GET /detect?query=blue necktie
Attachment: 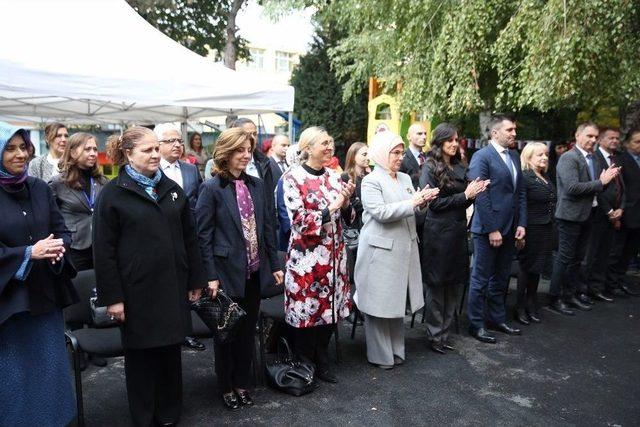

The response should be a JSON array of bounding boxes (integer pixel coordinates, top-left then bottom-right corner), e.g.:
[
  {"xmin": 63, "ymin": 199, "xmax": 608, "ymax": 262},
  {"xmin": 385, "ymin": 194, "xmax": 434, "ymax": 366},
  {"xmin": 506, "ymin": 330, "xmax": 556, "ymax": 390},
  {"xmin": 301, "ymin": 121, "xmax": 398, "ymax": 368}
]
[
  {"xmin": 503, "ymin": 149, "xmax": 515, "ymax": 186},
  {"xmin": 634, "ymin": 154, "xmax": 640, "ymax": 168},
  {"xmin": 585, "ymin": 154, "xmax": 596, "ymax": 181}
]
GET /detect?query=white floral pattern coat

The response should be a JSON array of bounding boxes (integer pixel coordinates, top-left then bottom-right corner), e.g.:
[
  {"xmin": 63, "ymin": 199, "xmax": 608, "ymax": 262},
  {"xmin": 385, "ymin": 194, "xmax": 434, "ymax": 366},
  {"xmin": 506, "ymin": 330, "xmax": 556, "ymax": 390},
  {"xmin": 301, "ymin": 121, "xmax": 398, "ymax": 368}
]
[{"xmin": 282, "ymin": 165, "xmax": 352, "ymax": 328}]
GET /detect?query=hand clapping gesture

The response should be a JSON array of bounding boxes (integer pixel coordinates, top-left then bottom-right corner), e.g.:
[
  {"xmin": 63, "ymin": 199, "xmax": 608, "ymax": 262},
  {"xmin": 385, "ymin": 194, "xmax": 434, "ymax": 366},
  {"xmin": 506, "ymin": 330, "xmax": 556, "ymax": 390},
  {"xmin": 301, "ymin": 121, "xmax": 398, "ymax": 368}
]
[
  {"xmin": 464, "ymin": 178, "xmax": 491, "ymax": 200},
  {"xmin": 412, "ymin": 185, "xmax": 440, "ymax": 207},
  {"xmin": 599, "ymin": 164, "xmax": 621, "ymax": 185}
]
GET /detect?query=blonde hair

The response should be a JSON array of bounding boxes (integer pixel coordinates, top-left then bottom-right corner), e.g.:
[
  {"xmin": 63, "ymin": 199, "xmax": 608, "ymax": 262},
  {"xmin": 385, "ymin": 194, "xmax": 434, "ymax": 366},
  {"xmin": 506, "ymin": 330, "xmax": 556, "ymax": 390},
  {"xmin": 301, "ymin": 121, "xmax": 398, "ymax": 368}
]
[
  {"xmin": 212, "ymin": 128, "xmax": 256, "ymax": 178},
  {"xmin": 106, "ymin": 126, "xmax": 155, "ymax": 166},
  {"xmin": 297, "ymin": 126, "xmax": 329, "ymax": 161},
  {"xmin": 520, "ymin": 142, "xmax": 549, "ymax": 172}
]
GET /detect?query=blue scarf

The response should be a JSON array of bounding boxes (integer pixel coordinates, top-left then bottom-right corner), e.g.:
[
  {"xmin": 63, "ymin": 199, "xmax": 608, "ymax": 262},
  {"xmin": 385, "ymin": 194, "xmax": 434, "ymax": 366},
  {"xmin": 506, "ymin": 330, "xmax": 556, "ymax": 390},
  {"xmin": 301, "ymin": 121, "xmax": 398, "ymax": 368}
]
[
  {"xmin": 0, "ymin": 121, "xmax": 32, "ymax": 185},
  {"xmin": 125, "ymin": 164, "xmax": 162, "ymax": 200}
]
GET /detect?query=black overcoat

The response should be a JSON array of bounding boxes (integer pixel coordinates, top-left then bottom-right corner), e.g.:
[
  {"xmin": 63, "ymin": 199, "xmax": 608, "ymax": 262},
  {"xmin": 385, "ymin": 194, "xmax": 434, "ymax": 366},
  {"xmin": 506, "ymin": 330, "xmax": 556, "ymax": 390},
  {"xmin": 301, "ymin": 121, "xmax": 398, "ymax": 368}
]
[
  {"xmin": 0, "ymin": 177, "xmax": 77, "ymax": 325},
  {"xmin": 92, "ymin": 170, "xmax": 206, "ymax": 349},
  {"xmin": 420, "ymin": 162, "xmax": 473, "ymax": 287}
]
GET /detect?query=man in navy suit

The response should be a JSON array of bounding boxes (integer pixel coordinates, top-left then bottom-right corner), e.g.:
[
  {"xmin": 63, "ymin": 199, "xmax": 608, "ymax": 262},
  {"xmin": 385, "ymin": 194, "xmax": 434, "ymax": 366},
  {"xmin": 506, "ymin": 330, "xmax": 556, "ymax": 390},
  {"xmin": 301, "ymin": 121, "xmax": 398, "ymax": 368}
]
[
  {"xmin": 467, "ymin": 114, "xmax": 527, "ymax": 343},
  {"xmin": 156, "ymin": 123, "xmax": 205, "ymax": 351}
]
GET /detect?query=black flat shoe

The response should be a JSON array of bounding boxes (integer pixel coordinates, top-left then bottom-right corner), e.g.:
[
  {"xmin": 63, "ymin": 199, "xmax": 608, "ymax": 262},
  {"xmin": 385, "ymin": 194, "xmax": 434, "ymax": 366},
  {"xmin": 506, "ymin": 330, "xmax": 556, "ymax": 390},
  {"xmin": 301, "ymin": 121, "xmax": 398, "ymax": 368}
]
[
  {"xmin": 393, "ymin": 355, "xmax": 404, "ymax": 365},
  {"xmin": 565, "ymin": 295, "xmax": 592, "ymax": 311},
  {"xmin": 577, "ymin": 293, "xmax": 594, "ymax": 306},
  {"xmin": 621, "ymin": 284, "xmax": 640, "ymax": 296},
  {"xmin": 487, "ymin": 322, "xmax": 522, "ymax": 335},
  {"xmin": 222, "ymin": 393, "xmax": 240, "ymax": 410},
  {"xmin": 316, "ymin": 369, "xmax": 338, "ymax": 383},
  {"xmin": 589, "ymin": 290, "xmax": 613, "ymax": 303},
  {"xmin": 515, "ymin": 309, "xmax": 530, "ymax": 325},
  {"xmin": 183, "ymin": 336, "xmax": 206, "ymax": 351},
  {"xmin": 469, "ymin": 327, "xmax": 497, "ymax": 344},
  {"xmin": 430, "ymin": 342, "xmax": 446, "ymax": 354},
  {"xmin": 442, "ymin": 341, "xmax": 456, "ymax": 351},
  {"xmin": 546, "ymin": 299, "xmax": 575, "ymax": 316},
  {"xmin": 235, "ymin": 390, "xmax": 253, "ymax": 406},
  {"xmin": 527, "ymin": 310, "xmax": 541, "ymax": 323}
]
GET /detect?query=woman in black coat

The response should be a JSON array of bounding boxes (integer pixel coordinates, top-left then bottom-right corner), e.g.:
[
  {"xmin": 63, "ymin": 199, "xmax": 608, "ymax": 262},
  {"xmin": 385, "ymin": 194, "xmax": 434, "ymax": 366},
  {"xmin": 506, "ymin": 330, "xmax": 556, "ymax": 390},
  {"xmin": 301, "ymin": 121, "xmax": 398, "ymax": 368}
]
[
  {"xmin": 93, "ymin": 126, "xmax": 206, "ymax": 426},
  {"xmin": 0, "ymin": 122, "xmax": 77, "ymax": 425},
  {"xmin": 420, "ymin": 123, "xmax": 488, "ymax": 354},
  {"xmin": 196, "ymin": 127, "xmax": 283, "ymax": 410},
  {"xmin": 515, "ymin": 143, "xmax": 556, "ymax": 325}
]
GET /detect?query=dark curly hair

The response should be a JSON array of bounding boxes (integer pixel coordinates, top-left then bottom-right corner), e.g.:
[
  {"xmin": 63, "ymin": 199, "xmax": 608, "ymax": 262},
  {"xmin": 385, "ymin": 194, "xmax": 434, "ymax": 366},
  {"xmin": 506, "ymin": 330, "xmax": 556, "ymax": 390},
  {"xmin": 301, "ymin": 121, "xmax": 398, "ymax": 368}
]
[{"xmin": 425, "ymin": 122, "xmax": 464, "ymax": 189}]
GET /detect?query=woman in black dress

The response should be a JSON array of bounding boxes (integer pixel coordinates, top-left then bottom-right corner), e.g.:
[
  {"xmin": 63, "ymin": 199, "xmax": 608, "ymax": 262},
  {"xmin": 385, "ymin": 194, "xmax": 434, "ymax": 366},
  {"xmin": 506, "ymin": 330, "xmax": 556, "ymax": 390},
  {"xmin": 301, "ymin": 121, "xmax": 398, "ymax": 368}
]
[
  {"xmin": 516, "ymin": 142, "xmax": 556, "ymax": 325},
  {"xmin": 420, "ymin": 123, "xmax": 488, "ymax": 354}
]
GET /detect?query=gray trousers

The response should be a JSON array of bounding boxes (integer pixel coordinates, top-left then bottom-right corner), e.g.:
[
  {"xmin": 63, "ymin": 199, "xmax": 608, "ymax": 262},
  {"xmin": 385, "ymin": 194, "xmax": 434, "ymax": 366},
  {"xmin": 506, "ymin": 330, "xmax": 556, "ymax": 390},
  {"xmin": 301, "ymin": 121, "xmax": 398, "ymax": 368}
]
[
  {"xmin": 363, "ymin": 314, "xmax": 405, "ymax": 366},
  {"xmin": 425, "ymin": 284, "xmax": 459, "ymax": 343}
]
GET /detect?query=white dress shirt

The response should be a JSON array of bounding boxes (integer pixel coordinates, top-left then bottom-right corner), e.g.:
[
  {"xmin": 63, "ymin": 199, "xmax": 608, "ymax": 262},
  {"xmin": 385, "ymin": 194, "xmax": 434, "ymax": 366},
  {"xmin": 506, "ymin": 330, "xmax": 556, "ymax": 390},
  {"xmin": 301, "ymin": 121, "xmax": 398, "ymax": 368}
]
[
  {"xmin": 490, "ymin": 140, "xmax": 517, "ymax": 183},
  {"xmin": 160, "ymin": 158, "xmax": 184, "ymax": 189},
  {"xmin": 245, "ymin": 155, "xmax": 260, "ymax": 179}
]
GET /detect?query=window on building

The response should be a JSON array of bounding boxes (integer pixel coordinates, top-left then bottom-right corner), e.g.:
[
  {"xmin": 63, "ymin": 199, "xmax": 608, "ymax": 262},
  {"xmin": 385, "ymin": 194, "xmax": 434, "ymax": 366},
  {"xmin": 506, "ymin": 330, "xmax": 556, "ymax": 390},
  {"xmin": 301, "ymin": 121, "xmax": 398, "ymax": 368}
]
[
  {"xmin": 248, "ymin": 48, "xmax": 265, "ymax": 69},
  {"xmin": 275, "ymin": 50, "xmax": 296, "ymax": 73}
]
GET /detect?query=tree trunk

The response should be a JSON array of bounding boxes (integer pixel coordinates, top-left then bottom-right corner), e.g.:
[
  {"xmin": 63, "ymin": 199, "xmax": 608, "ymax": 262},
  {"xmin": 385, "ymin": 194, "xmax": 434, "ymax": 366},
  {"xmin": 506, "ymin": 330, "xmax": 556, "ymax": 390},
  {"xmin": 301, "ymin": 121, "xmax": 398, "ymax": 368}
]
[
  {"xmin": 621, "ymin": 100, "xmax": 640, "ymax": 137},
  {"xmin": 223, "ymin": 0, "xmax": 244, "ymax": 70}
]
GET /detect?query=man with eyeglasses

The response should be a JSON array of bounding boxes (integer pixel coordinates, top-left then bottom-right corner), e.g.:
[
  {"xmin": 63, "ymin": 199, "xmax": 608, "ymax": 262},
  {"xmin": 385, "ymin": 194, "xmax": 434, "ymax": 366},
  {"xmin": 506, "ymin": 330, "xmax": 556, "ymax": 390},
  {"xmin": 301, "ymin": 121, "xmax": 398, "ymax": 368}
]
[{"xmin": 155, "ymin": 123, "xmax": 205, "ymax": 352}]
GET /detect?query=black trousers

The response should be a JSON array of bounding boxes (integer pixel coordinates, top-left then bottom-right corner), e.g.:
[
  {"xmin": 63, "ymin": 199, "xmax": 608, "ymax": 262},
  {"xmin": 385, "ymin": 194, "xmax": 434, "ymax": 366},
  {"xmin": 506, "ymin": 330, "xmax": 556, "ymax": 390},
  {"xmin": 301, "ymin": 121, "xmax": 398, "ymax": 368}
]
[
  {"xmin": 425, "ymin": 283, "xmax": 459, "ymax": 344},
  {"xmin": 214, "ymin": 273, "xmax": 260, "ymax": 392},
  {"xmin": 579, "ymin": 212, "xmax": 614, "ymax": 293},
  {"xmin": 608, "ymin": 227, "xmax": 640, "ymax": 288},
  {"xmin": 69, "ymin": 246, "xmax": 94, "ymax": 271},
  {"xmin": 549, "ymin": 217, "xmax": 592, "ymax": 298},
  {"xmin": 123, "ymin": 344, "xmax": 182, "ymax": 427},
  {"xmin": 292, "ymin": 324, "xmax": 335, "ymax": 372}
]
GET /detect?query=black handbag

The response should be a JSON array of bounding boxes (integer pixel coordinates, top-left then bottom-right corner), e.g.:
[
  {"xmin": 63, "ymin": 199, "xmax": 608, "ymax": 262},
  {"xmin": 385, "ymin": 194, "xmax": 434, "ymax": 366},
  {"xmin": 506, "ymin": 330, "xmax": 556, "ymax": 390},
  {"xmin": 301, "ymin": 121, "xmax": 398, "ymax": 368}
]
[
  {"xmin": 342, "ymin": 227, "xmax": 360, "ymax": 250},
  {"xmin": 191, "ymin": 289, "xmax": 246, "ymax": 343},
  {"xmin": 265, "ymin": 338, "xmax": 318, "ymax": 397}
]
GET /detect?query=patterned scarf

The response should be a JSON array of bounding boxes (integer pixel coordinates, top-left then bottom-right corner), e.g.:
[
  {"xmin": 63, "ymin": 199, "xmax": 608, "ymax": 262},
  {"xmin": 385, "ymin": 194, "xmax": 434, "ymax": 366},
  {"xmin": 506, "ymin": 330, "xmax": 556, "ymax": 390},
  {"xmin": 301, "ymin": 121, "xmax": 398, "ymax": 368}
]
[
  {"xmin": 234, "ymin": 179, "xmax": 260, "ymax": 277},
  {"xmin": 125, "ymin": 164, "xmax": 162, "ymax": 200},
  {"xmin": 0, "ymin": 122, "xmax": 32, "ymax": 185}
]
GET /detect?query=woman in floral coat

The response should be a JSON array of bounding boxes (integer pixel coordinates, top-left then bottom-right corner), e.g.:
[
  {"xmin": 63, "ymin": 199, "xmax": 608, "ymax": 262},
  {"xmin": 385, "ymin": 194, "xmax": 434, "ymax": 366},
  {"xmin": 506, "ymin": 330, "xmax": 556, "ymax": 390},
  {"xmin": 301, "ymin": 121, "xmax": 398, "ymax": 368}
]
[{"xmin": 283, "ymin": 126, "xmax": 355, "ymax": 383}]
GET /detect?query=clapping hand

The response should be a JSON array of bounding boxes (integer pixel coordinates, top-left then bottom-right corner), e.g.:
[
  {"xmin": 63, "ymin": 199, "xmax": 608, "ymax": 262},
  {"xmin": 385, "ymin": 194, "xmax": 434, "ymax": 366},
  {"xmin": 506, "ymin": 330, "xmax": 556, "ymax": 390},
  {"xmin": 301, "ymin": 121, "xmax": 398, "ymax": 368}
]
[
  {"xmin": 31, "ymin": 234, "xmax": 65, "ymax": 264},
  {"xmin": 600, "ymin": 164, "xmax": 621, "ymax": 185},
  {"xmin": 412, "ymin": 185, "xmax": 440, "ymax": 207},
  {"xmin": 188, "ymin": 288, "xmax": 202, "ymax": 302},
  {"xmin": 464, "ymin": 178, "xmax": 490, "ymax": 200}
]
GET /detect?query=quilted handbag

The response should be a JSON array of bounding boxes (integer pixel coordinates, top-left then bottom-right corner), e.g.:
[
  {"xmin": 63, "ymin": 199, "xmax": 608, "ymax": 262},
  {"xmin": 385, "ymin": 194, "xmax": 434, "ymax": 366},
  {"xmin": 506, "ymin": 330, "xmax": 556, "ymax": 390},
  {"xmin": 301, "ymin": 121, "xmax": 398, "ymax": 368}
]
[{"xmin": 191, "ymin": 289, "xmax": 246, "ymax": 343}]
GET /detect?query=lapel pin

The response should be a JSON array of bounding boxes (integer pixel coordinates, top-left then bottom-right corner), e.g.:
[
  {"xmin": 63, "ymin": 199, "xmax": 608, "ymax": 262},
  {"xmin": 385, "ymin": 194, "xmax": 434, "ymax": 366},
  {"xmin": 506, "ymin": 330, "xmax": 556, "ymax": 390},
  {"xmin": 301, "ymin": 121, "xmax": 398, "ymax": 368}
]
[{"xmin": 171, "ymin": 191, "xmax": 178, "ymax": 201}]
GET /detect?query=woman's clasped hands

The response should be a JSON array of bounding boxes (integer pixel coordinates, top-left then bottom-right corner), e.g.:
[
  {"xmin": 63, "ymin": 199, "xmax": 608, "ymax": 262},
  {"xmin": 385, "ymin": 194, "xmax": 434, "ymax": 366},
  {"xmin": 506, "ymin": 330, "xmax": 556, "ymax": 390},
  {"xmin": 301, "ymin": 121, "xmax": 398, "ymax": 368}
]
[
  {"xmin": 412, "ymin": 185, "xmax": 440, "ymax": 207},
  {"xmin": 30, "ymin": 234, "xmax": 65, "ymax": 264}
]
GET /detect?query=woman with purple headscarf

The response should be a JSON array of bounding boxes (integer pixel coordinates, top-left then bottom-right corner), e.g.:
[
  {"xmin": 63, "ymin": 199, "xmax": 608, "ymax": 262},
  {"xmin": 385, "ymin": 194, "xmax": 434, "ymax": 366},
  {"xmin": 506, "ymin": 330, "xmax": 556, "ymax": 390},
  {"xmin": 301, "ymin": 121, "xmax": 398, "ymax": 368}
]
[{"xmin": 0, "ymin": 121, "xmax": 78, "ymax": 425}]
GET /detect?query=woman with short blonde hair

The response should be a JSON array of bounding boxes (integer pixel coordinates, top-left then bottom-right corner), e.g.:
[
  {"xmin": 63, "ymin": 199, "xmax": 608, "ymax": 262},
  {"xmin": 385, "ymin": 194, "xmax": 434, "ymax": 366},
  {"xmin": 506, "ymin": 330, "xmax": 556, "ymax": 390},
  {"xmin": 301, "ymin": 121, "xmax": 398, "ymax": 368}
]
[{"xmin": 515, "ymin": 142, "xmax": 556, "ymax": 325}]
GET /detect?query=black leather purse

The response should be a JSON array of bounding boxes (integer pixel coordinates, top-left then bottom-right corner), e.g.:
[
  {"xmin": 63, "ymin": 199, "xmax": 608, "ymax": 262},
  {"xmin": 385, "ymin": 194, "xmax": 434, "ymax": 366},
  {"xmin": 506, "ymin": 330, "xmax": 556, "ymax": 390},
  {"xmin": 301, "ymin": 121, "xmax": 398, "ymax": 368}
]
[
  {"xmin": 265, "ymin": 338, "xmax": 318, "ymax": 397},
  {"xmin": 191, "ymin": 289, "xmax": 246, "ymax": 343}
]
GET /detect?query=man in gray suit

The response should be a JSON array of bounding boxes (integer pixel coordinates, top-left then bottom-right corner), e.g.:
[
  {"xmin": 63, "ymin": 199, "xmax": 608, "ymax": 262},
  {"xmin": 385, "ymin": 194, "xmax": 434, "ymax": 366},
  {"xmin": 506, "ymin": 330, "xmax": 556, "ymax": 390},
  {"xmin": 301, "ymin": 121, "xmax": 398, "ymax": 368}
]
[
  {"xmin": 549, "ymin": 122, "xmax": 620, "ymax": 315},
  {"xmin": 156, "ymin": 123, "xmax": 205, "ymax": 351}
]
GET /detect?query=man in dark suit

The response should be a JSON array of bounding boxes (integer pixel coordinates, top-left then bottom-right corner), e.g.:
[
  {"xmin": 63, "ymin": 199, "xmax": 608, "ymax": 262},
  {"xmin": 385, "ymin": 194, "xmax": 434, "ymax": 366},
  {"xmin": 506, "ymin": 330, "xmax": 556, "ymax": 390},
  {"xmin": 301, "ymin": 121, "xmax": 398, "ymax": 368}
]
[
  {"xmin": 268, "ymin": 134, "xmax": 290, "ymax": 183},
  {"xmin": 467, "ymin": 114, "xmax": 527, "ymax": 343},
  {"xmin": 400, "ymin": 123, "xmax": 427, "ymax": 189},
  {"xmin": 607, "ymin": 128, "xmax": 640, "ymax": 296},
  {"xmin": 156, "ymin": 123, "xmax": 205, "ymax": 351},
  {"xmin": 549, "ymin": 123, "xmax": 620, "ymax": 315},
  {"xmin": 579, "ymin": 128, "xmax": 626, "ymax": 302}
]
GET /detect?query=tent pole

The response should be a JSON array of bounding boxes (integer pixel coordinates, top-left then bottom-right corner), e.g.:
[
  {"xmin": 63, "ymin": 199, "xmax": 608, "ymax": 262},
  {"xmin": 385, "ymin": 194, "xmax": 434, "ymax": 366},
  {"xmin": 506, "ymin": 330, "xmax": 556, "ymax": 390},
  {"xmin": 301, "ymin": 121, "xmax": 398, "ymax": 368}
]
[
  {"xmin": 288, "ymin": 111, "xmax": 294, "ymax": 142},
  {"xmin": 181, "ymin": 107, "xmax": 188, "ymax": 144}
]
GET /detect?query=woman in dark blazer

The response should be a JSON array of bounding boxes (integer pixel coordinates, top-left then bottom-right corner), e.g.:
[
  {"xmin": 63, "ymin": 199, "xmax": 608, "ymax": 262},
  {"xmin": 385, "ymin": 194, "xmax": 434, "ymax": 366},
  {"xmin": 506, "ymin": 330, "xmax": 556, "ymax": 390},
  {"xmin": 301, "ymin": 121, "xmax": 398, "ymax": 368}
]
[
  {"xmin": 516, "ymin": 142, "xmax": 556, "ymax": 325},
  {"xmin": 196, "ymin": 127, "xmax": 283, "ymax": 409},
  {"xmin": 0, "ymin": 122, "xmax": 77, "ymax": 425},
  {"xmin": 50, "ymin": 132, "xmax": 107, "ymax": 271},
  {"xmin": 93, "ymin": 126, "xmax": 206, "ymax": 426},
  {"xmin": 420, "ymin": 123, "xmax": 488, "ymax": 354}
]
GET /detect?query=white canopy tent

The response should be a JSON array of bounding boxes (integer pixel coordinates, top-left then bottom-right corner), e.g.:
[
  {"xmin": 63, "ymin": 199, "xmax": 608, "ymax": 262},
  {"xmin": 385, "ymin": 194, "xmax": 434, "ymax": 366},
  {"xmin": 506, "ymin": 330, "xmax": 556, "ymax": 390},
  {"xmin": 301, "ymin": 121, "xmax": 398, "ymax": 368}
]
[{"xmin": 0, "ymin": 0, "xmax": 294, "ymax": 125}]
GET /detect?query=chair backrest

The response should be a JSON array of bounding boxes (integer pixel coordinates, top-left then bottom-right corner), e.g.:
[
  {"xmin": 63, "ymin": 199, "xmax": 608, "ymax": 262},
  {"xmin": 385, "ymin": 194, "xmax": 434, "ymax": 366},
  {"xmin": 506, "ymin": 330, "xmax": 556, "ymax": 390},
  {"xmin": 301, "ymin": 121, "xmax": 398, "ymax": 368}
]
[{"xmin": 63, "ymin": 269, "xmax": 96, "ymax": 325}]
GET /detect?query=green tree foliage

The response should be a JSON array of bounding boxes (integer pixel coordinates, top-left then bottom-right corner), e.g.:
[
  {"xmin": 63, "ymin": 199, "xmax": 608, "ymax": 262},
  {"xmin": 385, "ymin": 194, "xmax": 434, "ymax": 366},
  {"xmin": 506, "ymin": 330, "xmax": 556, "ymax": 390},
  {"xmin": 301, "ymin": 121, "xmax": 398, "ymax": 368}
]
[
  {"xmin": 323, "ymin": 0, "xmax": 640, "ymax": 118},
  {"xmin": 127, "ymin": 0, "xmax": 248, "ymax": 61},
  {"xmin": 290, "ymin": 28, "xmax": 368, "ymax": 146}
]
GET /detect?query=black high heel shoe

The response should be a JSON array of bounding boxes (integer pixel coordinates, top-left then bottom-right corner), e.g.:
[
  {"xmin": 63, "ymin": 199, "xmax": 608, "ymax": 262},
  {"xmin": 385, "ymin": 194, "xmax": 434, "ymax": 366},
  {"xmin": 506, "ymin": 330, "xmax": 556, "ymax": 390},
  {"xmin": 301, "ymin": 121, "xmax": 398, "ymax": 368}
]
[
  {"xmin": 527, "ymin": 309, "xmax": 541, "ymax": 323},
  {"xmin": 235, "ymin": 389, "xmax": 254, "ymax": 406}
]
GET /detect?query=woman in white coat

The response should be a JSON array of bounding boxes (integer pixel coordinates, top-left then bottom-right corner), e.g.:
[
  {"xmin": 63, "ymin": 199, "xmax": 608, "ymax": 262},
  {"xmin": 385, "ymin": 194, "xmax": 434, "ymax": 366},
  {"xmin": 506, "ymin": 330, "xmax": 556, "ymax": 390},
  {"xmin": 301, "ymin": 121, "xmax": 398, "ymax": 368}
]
[{"xmin": 354, "ymin": 131, "xmax": 439, "ymax": 369}]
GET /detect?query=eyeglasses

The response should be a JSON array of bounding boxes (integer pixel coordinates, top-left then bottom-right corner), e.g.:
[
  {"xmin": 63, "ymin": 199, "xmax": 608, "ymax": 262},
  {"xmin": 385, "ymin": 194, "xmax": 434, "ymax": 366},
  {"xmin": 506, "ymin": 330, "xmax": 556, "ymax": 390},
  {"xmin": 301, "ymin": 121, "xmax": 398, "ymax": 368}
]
[
  {"xmin": 160, "ymin": 138, "xmax": 184, "ymax": 146},
  {"xmin": 389, "ymin": 150, "xmax": 405, "ymax": 157}
]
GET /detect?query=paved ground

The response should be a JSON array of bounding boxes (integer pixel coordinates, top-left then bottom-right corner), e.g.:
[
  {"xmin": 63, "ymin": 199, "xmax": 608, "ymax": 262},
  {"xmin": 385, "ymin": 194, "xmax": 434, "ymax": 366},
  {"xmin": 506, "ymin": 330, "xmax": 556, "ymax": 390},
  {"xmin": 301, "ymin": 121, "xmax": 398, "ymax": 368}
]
[{"xmin": 80, "ymin": 277, "xmax": 640, "ymax": 426}]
